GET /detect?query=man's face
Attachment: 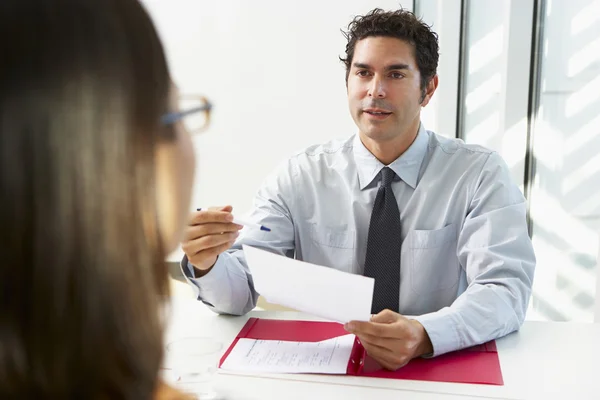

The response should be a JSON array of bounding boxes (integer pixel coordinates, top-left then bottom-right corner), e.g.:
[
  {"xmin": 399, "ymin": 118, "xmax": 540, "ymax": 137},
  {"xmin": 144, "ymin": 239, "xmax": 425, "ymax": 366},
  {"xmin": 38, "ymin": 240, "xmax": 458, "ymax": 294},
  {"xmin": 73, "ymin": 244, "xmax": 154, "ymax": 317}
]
[{"xmin": 347, "ymin": 36, "xmax": 428, "ymax": 143}]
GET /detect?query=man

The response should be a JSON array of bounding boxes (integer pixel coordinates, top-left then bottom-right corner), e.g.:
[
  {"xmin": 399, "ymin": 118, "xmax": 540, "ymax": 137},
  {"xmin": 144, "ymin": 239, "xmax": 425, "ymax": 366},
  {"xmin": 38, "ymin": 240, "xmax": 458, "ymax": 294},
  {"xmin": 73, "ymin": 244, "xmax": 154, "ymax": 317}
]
[{"xmin": 180, "ymin": 8, "xmax": 536, "ymax": 370}]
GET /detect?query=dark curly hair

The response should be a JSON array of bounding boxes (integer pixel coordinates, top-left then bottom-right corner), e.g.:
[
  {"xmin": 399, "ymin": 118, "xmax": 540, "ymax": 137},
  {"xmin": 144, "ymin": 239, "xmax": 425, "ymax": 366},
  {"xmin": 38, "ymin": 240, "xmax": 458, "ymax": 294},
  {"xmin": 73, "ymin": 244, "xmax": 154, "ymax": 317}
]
[{"xmin": 340, "ymin": 8, "xmax": 439, "ymax": 92}]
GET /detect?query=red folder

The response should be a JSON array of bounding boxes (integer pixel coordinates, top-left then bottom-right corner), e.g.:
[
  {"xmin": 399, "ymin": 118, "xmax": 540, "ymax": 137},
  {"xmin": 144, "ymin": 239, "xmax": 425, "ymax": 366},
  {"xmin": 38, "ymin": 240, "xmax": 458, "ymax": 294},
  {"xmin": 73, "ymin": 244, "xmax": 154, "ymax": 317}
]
[{"xmin": 219, "ymin": 318, "xmax": 503, "ymax": 385}]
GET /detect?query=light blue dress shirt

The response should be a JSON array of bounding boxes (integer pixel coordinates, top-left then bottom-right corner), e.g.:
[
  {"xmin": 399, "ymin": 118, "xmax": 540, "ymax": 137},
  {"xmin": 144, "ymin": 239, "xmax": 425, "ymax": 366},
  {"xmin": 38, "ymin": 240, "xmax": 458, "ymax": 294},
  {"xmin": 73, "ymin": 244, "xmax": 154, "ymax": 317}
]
[{"xmin": 182, "ymin": 123, "xmax": 536, "ymax": 356}]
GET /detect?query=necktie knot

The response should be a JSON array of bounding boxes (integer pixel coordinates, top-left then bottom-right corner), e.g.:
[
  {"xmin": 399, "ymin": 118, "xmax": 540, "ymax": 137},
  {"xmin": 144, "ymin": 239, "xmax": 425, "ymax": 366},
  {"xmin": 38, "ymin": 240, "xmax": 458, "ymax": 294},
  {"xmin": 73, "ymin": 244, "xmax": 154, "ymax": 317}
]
[{"xmin": 380, "ymin": 167, "xmax": 395, "ymax": 188}]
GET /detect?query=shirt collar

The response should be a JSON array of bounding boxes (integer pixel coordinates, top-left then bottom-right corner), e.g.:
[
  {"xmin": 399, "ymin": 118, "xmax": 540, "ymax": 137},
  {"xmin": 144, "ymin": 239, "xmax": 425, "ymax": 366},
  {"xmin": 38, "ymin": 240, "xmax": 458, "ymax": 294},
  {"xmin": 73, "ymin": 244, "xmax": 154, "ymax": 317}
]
[{"xmin": 353, "ymin": 122, "xmax": 429, "ymax": 190}]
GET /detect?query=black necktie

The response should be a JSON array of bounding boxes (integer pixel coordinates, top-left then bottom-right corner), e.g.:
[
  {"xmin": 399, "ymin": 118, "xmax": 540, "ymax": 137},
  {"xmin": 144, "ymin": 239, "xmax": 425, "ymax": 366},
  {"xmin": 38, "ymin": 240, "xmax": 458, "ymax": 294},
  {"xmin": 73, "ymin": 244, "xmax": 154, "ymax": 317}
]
[{"xmin": 363, "ymin": 167, "xmax": 401, "ymax": 314}]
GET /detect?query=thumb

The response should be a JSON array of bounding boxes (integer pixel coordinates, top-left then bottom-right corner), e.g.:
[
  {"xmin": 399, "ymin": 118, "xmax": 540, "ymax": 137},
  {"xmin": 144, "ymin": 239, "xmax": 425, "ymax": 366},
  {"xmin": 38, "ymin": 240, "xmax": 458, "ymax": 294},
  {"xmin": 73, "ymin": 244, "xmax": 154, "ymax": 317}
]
[
  {"xmin": 370, "ymin": 309, "xmax": 401, "ymax": 323},
  {"xmin": 207, "ymin": 205, "xmax": 233, "ymax": 212}
]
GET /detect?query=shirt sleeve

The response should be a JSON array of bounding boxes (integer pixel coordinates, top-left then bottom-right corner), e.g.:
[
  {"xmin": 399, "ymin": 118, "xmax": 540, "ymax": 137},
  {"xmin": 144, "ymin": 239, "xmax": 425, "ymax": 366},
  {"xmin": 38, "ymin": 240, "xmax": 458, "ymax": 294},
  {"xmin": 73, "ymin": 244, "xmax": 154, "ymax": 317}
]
[
  {"xmin": 181, "ymin": 159, "xmax": 298, "ymax": 315},
  {"xmin": 413, "ymin": 152, "xmax": 536, "ymax": 356}
]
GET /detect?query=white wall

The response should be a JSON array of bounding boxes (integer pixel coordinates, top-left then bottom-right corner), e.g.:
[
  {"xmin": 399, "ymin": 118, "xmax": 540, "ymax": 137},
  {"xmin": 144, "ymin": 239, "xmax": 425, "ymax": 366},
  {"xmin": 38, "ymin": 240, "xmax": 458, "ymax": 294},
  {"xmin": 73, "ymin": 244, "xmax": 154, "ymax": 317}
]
[
  {"xmin": 415, "ymin": 0, "xmax": 461, "ymax": 139},
  {"xmin": 140, "ymin": 1, "xmax": 411, "ymax": 260}
]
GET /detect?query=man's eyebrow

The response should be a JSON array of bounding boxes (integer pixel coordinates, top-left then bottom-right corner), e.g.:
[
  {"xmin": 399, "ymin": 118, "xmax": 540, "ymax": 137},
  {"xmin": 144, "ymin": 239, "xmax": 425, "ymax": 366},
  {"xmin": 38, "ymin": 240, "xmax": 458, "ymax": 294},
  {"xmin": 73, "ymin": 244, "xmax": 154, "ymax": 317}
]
[
  {"xmin": 352, "ymin": 62, "xmax": 371, "ymax": 69},
  {"xmin": 352, "ymin": 62, "xmax": 411, "ymax": 70},
  {"xmin": 386, "ymin": 63, "xmax": 410, "ymax": 71}
]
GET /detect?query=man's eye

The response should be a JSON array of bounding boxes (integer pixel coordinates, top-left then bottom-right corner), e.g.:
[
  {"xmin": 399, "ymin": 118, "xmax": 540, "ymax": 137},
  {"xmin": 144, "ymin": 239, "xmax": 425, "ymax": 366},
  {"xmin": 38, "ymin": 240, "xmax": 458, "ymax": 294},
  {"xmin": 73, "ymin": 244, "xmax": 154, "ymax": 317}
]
[
  {"xmin": 390, "ymin": 72, "xmax": 404, "ymax": 79},
  {"xmin": 357, "ymin": 70, "xmax": 371, "ymax": 77}
]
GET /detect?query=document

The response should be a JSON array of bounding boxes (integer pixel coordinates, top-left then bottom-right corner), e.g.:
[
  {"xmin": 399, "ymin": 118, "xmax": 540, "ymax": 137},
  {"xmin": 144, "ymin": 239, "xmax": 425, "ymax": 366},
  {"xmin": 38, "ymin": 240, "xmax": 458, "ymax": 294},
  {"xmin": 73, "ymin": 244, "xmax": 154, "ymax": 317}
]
[
  {"xmin": 243, "ymin": 245, "xmax": 374, "ymax": 323},
  {"xmin": 220, "ymin": 334, "xmax": 355, "ymax": 374}
]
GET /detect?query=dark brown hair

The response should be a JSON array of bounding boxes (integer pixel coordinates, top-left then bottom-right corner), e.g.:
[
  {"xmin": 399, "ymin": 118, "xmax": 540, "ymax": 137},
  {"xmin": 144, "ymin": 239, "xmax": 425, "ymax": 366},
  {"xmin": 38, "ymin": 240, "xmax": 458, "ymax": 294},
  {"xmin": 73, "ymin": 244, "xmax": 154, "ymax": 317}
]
[
  {"xmin": 0, "ymin": 0, "xmax": 173, "ymax": 398},
  {"xmin": 340, "ymin": 8, "xmax": 439, "ymax": 91}
]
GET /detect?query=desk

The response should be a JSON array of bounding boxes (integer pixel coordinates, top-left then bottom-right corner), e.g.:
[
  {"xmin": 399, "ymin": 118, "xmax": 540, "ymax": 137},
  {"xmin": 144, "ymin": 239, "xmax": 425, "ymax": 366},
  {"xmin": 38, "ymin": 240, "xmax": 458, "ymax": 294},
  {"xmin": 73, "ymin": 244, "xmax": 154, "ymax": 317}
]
[{"xmin": 164, "ymin": 298, "xmax": 600, "ymax": 400}]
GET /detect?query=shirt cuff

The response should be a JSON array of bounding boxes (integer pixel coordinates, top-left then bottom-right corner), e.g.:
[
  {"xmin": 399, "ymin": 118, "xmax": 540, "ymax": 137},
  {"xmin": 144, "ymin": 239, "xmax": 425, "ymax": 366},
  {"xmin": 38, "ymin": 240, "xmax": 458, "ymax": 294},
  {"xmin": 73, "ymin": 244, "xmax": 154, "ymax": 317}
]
[
  {"xmin": 411, "ymin": 307, "xmax": 461, "ymax": 357},
  {"xmin": 178, "ymin": 255, "xmax": 200, "ymax": 298},
  {"xmin": 182, "ymin": 257, "xmax": 196, "ymax": 279},
  {"xmin": 179, "ymin": 255, "xmax": 229, "ymax": 303}
]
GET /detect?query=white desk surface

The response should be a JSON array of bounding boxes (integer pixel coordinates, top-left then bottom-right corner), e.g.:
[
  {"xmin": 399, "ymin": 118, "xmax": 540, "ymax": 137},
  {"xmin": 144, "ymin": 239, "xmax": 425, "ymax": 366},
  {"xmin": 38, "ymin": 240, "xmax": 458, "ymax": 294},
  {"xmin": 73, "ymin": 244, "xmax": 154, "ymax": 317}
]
[{"xmin": 164, "ymin": 298, "xmax": 600, "ymax": 400}]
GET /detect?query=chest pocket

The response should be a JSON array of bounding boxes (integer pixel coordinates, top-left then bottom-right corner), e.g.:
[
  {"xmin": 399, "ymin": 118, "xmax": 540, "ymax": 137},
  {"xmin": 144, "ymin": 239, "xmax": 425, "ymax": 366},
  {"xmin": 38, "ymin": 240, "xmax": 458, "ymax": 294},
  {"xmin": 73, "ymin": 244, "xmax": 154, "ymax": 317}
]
[
  {"xmin": 404, "ymin": 224, "xmax": 460, "ymax": 295},
  {"xmin": 305, "ymin": 224, "xmax": 356, "ymax": 272}
]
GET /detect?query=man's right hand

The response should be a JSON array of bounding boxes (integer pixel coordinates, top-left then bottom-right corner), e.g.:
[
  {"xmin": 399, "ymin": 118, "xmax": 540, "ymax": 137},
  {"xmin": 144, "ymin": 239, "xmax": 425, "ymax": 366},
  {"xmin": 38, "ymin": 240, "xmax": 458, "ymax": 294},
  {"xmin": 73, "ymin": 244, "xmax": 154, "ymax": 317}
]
[{"xmin": 181, "ymin": 205, "xmax": 243, "ymax": 276}]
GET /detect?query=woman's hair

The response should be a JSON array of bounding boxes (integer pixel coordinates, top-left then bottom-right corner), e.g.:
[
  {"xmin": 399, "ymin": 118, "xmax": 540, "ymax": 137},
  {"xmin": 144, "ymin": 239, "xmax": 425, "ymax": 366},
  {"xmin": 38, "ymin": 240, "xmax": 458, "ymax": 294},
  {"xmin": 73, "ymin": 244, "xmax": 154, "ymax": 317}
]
[{"xmin": 0, "ymin": 0, "xmax": 174, "ymax": 397}]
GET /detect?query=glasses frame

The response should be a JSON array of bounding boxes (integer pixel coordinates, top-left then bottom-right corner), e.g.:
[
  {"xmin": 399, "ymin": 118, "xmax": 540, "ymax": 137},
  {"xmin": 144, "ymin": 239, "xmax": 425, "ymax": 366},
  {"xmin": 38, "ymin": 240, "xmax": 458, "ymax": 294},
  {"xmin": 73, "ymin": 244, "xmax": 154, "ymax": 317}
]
[{"xmin": 161, "ymin": 95, "xmax": 212, "ymax": 132}]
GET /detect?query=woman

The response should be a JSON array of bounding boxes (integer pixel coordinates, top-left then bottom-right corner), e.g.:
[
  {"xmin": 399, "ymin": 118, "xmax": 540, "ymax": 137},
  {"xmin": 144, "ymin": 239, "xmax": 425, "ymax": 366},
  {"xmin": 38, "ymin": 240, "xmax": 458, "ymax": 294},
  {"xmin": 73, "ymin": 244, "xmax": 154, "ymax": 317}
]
[{"xmin": 0, "ymin": 0, "xmax": 197, "ymax": 398}]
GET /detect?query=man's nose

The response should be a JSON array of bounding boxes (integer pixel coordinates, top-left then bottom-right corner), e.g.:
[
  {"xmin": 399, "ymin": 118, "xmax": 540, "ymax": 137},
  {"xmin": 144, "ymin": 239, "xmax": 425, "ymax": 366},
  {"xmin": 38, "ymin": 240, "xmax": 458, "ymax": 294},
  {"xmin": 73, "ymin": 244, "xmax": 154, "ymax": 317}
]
[{"xmin": 368, "ymin": 77, "xmax": 386, "ymax": 98}]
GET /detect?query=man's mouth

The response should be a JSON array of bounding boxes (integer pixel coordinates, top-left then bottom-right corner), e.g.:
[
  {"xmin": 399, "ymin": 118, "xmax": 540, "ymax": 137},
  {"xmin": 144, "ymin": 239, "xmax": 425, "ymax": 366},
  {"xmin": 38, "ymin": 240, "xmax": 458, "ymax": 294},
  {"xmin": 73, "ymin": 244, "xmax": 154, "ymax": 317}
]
[{"xmin": 363, "ymin": 108, "xmax": 392, "ymax": 118}]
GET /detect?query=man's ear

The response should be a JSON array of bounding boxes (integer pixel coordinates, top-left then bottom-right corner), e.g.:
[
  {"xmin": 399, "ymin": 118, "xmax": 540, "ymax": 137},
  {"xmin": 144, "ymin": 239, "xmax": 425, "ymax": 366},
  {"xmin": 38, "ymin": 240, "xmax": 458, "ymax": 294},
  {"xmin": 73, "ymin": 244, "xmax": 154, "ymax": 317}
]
[{"xmin": 420, "ymin": 75, "xmax": 439, "ymax": 106}]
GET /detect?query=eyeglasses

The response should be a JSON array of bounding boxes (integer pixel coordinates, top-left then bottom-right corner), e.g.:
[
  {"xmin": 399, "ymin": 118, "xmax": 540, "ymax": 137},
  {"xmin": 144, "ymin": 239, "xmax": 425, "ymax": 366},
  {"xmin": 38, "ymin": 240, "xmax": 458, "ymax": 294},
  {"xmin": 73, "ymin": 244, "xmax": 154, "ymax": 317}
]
[{"xmin": 161, "ymin": 95, "xmax": 212, "ymax": 133}]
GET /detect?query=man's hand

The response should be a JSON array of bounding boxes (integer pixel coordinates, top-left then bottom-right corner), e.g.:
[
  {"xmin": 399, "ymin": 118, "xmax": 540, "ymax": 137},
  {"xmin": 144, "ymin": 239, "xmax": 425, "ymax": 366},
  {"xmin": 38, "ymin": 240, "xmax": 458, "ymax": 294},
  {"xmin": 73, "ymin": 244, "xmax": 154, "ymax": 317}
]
[
  {"xmin": 181, "ymin": 205, "xmax": 243, "ymax": 276},
  {"xmin": 344, "ymin": 309, "xmax": 433, "ymax": 370}
]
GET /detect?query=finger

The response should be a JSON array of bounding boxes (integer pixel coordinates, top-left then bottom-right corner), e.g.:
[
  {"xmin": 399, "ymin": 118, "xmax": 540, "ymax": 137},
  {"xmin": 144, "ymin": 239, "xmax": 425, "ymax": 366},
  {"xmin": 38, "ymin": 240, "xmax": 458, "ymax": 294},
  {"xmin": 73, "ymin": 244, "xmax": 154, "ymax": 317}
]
[
  {"xmin": 360, "ymin": 340, "xmax": 406, "ymax": 371},
  {"xmin": 344, "ymin": 321, "xmax": 395, "ymax": 338},
  {"xmin": 355, "ymin": 331, "xmax": 395, "ymax": 349},
  {"xmin": 184, "ymin": 223, "xmax": 243, "ymax": 241},
  {"xmin": 190, "ymin": 209, "xmax": 234, "ymax": 225},
  {"xmin": 371, "ymin": 309, "xmax": 402, "ymax": 324},
  {"xmin": 188, "ymin": 241, "xmax": 235, "ymax": 266},
  {"xmin": 182, "ymin": 232, "xmax": 239, "ymax": 256}
]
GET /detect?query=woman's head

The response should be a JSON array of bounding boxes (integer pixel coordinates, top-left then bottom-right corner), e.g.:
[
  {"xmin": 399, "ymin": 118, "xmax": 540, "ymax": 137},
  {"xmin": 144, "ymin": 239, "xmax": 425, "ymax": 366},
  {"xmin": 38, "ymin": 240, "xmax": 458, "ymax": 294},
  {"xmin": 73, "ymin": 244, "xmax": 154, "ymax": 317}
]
[{"xmin": 0, "ymin": 0, "xmax": 194, "ymax": 397}]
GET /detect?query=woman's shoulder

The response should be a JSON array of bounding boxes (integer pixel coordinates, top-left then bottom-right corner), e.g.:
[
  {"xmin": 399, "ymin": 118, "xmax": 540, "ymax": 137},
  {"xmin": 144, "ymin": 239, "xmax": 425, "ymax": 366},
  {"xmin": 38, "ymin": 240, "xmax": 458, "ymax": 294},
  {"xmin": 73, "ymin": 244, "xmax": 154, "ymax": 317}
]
[{"xmin": 154, "ymin": 381, "xmax": 195, "ymax": 400}]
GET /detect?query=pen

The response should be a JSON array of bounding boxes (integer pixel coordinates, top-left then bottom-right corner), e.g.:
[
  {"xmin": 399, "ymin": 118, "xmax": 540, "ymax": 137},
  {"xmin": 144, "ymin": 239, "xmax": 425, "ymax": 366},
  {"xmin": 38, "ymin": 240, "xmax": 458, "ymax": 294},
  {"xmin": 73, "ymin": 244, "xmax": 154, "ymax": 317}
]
[{"xmin": 196, "ymin": 208, "xmax": 271, "ymax": 232}]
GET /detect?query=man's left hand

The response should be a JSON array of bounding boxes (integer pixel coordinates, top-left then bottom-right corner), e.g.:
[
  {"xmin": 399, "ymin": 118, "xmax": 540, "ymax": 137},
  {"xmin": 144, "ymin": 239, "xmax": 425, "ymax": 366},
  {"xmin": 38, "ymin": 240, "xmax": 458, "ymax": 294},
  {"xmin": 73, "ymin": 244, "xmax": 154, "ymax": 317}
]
[{"xmin": 344, "ymin": 309, "xmax": 433, "ymax": 371}]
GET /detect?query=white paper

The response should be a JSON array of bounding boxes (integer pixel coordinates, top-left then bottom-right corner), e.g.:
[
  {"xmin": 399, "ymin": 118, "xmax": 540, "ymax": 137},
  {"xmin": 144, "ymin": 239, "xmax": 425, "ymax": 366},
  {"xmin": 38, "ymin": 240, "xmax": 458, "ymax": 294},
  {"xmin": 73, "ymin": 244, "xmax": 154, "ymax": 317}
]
[
  {"xmin": 220, "ymin": 334, "xmax": 355, "ymax": 374},
  {"xmin": 243, "ymin": 245, "xmax": 374, "ymax": 323}
]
